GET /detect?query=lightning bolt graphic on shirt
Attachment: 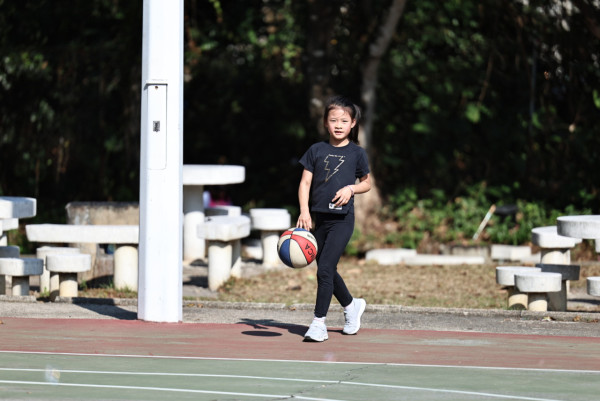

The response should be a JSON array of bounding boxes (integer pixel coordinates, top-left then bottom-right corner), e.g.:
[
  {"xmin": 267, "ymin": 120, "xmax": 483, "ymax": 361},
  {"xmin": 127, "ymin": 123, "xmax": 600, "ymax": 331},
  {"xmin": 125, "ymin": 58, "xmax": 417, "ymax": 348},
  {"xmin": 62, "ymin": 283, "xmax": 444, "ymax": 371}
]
[{"xmin": 324, "ymin": 155, "xmax": 345, "ymax": 182}]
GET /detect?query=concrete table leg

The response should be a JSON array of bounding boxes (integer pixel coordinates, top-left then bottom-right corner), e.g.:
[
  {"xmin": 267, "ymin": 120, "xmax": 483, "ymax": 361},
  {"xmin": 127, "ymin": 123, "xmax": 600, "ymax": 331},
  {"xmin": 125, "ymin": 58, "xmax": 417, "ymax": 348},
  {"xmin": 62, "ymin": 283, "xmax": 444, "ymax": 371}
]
[
  {"xmin": 541, "ymin": 249, "xmax": 571, "ymax": 311},
  {"xmin": 231, "ymin": 240, "xmax": 242, "ymax": 278},
  {"xmin": 506, "ymin": 286, "xmax": 528, "ymax": 310},
  {"xmin": 261, "ymin": 230, "xmax": 281, "ymax": 267},
  {"xmin": 114, "ymin": 245, "xmax": 138, "ymax": 291},
  {"xmin": 547, "ymin": 281, "xmax": 568, "ymax": 311},
  {"xmin": 0, "ymin": 245, "xmax": 20, "ymax": 295},
  {"xmin": 49, "ymin": 272, "xmax": 60, "ymax": 301},
  {"xmin": 12, "ymin": 276, "xmax": 30, "ymax": 296},
  {"xmin": 207, "ymin": 240, "xmax": 232, "ymax": 291},
  {"xmin": 540, "ymin": 248, "xmax": 570, "ymax": 265},
  {"xmin": 528, "ymin": 293, "xmax": 549, "ymax": 311},
  {"xmin": 59, "ymin": 272, "xmax": 79, "ymax": 297},
  {"xmin": 183, "ymin": 185, "xmax": 205, "ymax": 262}
]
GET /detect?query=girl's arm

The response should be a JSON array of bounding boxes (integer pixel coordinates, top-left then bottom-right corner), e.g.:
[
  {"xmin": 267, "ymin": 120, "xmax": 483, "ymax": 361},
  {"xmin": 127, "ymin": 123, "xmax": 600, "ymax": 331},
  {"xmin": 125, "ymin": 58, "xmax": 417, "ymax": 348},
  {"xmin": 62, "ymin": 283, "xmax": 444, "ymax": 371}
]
[
  {"xmin": 297, "ymin": 169, "xmax": 313, "ymax": 229},
  {"xmin": 332, "ymin": 174, "xmax": 371, "ymax": 207}
]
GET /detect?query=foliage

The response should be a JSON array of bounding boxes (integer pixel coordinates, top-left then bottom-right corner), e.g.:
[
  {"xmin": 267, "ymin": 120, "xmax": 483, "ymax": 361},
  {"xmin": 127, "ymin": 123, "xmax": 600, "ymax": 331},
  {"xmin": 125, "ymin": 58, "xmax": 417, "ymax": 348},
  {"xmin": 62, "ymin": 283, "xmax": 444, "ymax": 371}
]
[
  {"xmin": 376, "ymin": 183, "xmax": 593, "ymax": 250},
  {"xmin": 1, "ymin": 0, "xmax": 599, "ymax": 241},
  {"xmin": 0, "ymin": 0, "xmax": 142, "ymax": 221},
  {"xmin": 374, "ymin": 0, "xmax": 600, "ymax": 211}
]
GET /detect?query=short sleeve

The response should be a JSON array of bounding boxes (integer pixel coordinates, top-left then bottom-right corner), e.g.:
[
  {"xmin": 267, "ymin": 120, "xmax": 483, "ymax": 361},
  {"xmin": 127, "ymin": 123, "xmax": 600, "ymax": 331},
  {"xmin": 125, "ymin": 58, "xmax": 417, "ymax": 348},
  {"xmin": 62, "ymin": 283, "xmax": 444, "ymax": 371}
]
[
  {"xmin": 299, "ymin": 144, "xmax": 316, "ymax": 172},
  {"xmin": 355, "ymin": 148, "xmax": 370, "ymax": 178}
]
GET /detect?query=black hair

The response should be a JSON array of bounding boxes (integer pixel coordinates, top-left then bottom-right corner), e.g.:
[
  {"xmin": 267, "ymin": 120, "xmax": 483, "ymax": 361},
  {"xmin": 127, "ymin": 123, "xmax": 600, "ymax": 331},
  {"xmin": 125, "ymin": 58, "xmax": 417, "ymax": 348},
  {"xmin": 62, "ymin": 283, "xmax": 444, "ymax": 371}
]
[{"xmin": 323, "ymin": 95, "xmax": 361, "ymax": 144}]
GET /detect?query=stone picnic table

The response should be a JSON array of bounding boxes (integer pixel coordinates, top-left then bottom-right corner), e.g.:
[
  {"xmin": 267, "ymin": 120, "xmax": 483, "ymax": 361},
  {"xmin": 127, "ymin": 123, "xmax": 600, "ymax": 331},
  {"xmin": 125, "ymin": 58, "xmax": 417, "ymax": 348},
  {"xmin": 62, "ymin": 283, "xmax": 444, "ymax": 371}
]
[
  {"xmin": 182, "ymin": 164, "xmax": 245, "ymax": 262},
  {"xmin": 0, "ymin": 196, "xmax": 36, "ymax": 239},
  {"xmin": 0, "ymin": 196, "xmax": 37, "ymax": 294},
  {"xmin": 0, "ymin": 196, "xmax": 36, "ymax": 219},
  {"xmin": 557, "ymin": 215, "xmax": 600, "ymax": 240},
  {"xmin": 557, "ymin": 215, "xmax": 600, "ymax": 302}
]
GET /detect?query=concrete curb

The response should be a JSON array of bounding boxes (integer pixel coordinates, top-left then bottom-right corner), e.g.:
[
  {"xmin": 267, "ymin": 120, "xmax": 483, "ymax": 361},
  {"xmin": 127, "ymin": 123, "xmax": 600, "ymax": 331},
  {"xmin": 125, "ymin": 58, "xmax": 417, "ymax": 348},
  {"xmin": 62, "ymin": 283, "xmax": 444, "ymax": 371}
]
[{"xmin": 39, "ymin": 296, "xmax": 600, "ymax": 323}]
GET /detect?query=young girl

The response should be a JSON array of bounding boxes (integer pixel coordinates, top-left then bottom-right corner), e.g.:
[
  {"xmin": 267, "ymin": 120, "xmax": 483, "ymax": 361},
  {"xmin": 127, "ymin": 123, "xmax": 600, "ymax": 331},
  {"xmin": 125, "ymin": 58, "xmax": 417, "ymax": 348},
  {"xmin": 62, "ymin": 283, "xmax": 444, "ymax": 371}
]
[{"xmin": 297, "ymin": 95, "xmax": 371, "ymax": 342}]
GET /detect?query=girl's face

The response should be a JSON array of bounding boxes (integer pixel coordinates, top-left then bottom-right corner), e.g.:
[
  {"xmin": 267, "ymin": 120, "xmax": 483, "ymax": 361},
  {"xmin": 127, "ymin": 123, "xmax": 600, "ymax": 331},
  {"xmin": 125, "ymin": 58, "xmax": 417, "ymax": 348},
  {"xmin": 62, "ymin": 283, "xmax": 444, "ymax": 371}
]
[{"xmin": 325, "ymin": 107, "xmax": 356, "ymax": 146}]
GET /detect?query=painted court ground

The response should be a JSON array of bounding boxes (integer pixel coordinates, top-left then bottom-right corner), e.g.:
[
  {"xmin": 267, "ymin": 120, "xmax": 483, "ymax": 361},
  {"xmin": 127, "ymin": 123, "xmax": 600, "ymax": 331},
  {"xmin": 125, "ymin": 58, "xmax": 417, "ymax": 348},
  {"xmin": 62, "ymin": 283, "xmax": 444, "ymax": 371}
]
[{"xmin": 0, "ymin": 302, "xmax": 599, "ymax": 401}]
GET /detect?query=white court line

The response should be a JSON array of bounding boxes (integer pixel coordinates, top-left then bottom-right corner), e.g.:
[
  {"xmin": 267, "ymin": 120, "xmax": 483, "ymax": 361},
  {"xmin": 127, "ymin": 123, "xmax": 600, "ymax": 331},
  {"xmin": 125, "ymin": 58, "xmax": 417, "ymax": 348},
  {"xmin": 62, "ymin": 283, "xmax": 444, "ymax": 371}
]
[
  {"xmin": 0, "ymin": 367, "xmax": 339, "ymax": 384},
  {"xmin": 346, "ymin": 382, "xmax": 566, "ymax": 401},
  {"xmin": 0, "ymin": 375, "xmax": 567, "ymax": 401},
  {"xmin": 1, "ymin": 349, "xmax": 599, "ymax": 374},
  {"xmin": 0, "ymin": 380, "xmax": 347, "ymax": 401}
]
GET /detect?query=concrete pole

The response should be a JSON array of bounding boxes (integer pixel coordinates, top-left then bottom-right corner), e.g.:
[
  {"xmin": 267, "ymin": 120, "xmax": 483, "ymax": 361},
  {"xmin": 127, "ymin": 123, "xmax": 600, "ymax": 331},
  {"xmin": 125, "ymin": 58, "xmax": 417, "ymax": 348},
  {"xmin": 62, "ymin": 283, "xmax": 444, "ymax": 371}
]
[{"xmin": 138, "ymin": 0, "xmax": 183, "ymax": 322}]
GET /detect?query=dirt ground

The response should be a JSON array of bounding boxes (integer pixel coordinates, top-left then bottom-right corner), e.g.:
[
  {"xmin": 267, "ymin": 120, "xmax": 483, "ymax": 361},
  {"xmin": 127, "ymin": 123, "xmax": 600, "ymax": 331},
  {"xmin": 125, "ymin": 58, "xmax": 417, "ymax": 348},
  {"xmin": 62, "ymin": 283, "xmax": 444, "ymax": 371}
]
[
  {"xmin": 198, "ymin": 257, "xmax": 600, "ymax": 311},
  {"xmin": 76, "ymin": 256, "xmax": 600, "ymax": 312}
]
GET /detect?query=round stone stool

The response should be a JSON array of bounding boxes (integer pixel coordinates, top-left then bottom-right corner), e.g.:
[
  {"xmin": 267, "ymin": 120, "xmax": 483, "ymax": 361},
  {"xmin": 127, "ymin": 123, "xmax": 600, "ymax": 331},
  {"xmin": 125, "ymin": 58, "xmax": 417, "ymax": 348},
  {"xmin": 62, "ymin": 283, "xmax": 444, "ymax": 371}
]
[
  {"xmin": 46, "ymin": 254, "xmax": 92, "ymax": 299},
  {"xmin": 0, "ymin": 257, "xmax": 43, "ymax": 296},
  {"xmin": 198, "ymin": 215, "xmax": 251, "ymax": 291},
  {"xmin": 250, "ymin": 208, "xmax": 291, "ymax": 267},
  {"xmin": 496, "ymin": 266, "xmax": 541, "ymax": 309},
  {"xmin": 531, "ymin": 226, "xmax": 581, "ymax": 265},
  {"xmin": 36, "ymin": 246, "xmax": 81, "ymax": 295},
  {"xmin": 537, "ymin": 263, "xmax": 580, "ymax": 311},
  {"xmin": 515, "ymin": 272, "xmax": 562, "ymax": 312},
  {"xmin": 587, "ymin": 277, "xmax": 600, "ymax": 297}
]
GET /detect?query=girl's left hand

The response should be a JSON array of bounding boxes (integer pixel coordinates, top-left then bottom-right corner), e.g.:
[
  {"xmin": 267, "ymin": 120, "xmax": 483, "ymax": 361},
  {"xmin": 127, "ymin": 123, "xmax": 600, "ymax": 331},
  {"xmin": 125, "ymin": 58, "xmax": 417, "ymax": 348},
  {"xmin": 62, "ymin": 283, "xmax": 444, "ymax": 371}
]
[{"xmin": 332, "ymin": 186, "xmax": 353, "ymax": 207}]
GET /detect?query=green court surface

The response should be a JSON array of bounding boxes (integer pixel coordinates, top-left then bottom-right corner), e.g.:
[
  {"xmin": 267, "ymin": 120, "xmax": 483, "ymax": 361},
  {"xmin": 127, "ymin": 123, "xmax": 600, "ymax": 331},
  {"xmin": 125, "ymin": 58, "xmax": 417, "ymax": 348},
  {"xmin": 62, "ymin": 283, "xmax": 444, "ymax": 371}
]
[{"xmin": 1, "ymin": 351, "xmax": 599, "ymax": 401}]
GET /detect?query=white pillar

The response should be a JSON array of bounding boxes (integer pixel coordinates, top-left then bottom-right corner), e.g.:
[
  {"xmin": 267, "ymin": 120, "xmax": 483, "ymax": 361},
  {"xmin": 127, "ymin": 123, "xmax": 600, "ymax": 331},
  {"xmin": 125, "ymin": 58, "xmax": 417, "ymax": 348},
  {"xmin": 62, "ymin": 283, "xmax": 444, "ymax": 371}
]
[{"xmin": 138, "ymin": 0, "xmax": 183, "ymax": 322}]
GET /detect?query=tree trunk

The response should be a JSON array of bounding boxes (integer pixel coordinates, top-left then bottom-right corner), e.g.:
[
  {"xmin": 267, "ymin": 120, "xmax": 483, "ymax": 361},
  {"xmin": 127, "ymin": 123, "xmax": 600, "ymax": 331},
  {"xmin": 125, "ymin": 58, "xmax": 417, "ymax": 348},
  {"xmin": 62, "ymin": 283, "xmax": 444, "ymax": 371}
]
[
  {"xmin": 355, "ymin": 0, "xmax": 407, "ymax": 233},
  {"xmin": 305, "ymin": 0, "xmax": 339, "ymax": 136}
]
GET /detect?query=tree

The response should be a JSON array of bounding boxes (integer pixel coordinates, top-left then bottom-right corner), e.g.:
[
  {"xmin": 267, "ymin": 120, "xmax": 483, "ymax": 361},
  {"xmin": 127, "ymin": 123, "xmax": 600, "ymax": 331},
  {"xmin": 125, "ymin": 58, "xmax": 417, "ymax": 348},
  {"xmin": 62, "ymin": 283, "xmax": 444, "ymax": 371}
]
[
  {"xmin": 301, "ymin": 0, "xmax": 408, "ymax": 233},
  {"xmin": 356, "ymin": 0, "xmax": 407, "ymax": 231}
]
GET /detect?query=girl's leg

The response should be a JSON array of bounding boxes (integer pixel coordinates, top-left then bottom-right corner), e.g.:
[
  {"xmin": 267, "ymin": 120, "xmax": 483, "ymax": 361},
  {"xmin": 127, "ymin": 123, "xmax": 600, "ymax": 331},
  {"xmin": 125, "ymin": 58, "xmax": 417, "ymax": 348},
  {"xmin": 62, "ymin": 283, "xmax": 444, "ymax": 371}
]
[{"xmin": 313, "ymin": 212, "xmax": 354, "ymax": 318}]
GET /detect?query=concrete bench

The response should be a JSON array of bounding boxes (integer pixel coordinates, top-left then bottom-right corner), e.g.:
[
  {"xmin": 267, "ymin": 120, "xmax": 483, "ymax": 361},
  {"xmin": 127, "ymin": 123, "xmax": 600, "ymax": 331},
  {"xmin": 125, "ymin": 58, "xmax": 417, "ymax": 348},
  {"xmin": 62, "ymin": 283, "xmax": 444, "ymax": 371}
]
[
  {"xmin": 514, "ymin": 271, "xmax": 562, "ymax": 311},
  {"xmin": 26, "ymin": 224, "xmax": 139, "ymax": 291},
  {"xmin": 46, "ymin": 254, "xmax": 92, "ymax": 299},
  {"xmin": 535, "ymin": 263, "xmax": 580, "ymax": 312},
  {"xmin": 36, "ymin": 246, "xmax": 81, "ymax": 294},
  {"xmin": 490, "ymin": 244, "xmax": 537, "ymax": 262},
  {"xmin": 198, "ymin": 215, "xmax": 251, "ymax": 291},
  {"xmin": 65, "ymin": 201, "xmax": 139, "ymax": 281},
  {"xmin": 249, "ymin": 208, "xmax": 291, "ymax": 267},
  {"xmin": 531, "ymin": 226, "xmax": 581, "ymax": 265},
  {"xmin": 0, "ymin": 257, "xmax": 43, "ymax": 296},
  {"xmin": 365, "ymin": 248, "xmax": 417, "ymax": 265},
  {"xmin": 496, "ymin": 266, "xmax": 542, "ymax": 309},
  {"xmin": 587, "ymin": 277, "xmax": 600, "ymax": 297},
  {"xmin": 0, "ymin": 245, "xmax": 20, "ymax": 294}
]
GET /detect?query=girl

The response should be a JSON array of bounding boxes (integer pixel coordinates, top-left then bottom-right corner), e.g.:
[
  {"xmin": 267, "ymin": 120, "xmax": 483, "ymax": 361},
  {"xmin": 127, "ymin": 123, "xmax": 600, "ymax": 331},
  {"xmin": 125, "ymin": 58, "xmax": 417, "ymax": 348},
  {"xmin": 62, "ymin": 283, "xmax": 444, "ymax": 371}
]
[{"xmin": 297, "ymin": 95, "xmax": 371, "ymax": 342}]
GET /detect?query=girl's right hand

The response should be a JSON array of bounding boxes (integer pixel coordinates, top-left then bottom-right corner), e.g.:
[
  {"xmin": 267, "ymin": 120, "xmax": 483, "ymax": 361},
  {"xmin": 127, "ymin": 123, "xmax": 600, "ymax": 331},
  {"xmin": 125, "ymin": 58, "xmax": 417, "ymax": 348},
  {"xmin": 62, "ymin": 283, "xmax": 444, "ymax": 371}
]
[{"xmin": 297, "ymin": 211, "xmax": 312, "ymax": 230}]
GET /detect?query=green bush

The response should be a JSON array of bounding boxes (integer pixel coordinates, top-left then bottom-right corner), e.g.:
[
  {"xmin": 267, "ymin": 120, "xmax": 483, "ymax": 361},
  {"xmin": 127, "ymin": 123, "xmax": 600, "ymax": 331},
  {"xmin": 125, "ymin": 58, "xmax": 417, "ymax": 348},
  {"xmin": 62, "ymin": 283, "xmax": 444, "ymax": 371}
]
[{"xmin": 384, "ymin": 183, "xmax": 592, "ymax": 248}]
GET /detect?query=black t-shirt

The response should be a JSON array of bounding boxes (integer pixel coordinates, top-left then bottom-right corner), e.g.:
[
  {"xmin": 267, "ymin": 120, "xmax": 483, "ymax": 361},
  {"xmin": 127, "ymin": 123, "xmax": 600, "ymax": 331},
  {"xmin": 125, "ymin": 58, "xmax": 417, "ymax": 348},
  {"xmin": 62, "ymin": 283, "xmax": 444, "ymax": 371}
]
[{"xmin": 299, "ymin": 140, "xmax": 370, "ymax": 215}]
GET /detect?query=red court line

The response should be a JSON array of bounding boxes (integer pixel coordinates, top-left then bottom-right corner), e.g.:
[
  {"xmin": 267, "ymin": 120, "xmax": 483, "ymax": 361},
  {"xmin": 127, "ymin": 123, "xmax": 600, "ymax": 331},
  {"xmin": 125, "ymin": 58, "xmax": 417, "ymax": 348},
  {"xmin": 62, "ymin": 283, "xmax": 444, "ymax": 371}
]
[{"xmin": 1, "ymin": 317, "xmax": 599, "ymax": 371}]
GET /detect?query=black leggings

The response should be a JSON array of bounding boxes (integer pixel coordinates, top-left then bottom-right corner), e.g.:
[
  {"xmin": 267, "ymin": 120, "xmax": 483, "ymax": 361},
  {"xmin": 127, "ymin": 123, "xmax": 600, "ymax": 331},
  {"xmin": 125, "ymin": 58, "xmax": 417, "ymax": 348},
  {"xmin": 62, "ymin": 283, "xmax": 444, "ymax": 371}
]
[{"xmin": 313, "ymin": 212, "xmax": 354, "ymax": 318}]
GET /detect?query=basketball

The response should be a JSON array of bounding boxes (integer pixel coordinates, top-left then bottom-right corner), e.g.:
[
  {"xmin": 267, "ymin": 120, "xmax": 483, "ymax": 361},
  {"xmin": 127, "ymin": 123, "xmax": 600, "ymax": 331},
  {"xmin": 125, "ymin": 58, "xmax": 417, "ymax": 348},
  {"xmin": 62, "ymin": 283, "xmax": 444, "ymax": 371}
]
[{"xmin": 277, "ymin": 227, "xmax": 318, "ymax": 268}]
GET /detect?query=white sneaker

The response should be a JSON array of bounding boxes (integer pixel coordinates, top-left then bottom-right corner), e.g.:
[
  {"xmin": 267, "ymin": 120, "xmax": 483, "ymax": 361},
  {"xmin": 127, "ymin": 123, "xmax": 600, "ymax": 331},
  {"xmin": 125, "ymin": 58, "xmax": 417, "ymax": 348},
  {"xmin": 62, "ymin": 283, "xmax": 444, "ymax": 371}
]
[
  {"xmin": 304, "ymin": 319, "xmax": 328, "ymax": 342},
  {"xmin": 343, "ymin": 298, "xmax": 366, "ymax": 335}
]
